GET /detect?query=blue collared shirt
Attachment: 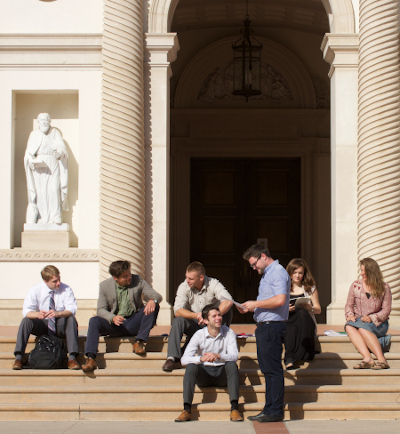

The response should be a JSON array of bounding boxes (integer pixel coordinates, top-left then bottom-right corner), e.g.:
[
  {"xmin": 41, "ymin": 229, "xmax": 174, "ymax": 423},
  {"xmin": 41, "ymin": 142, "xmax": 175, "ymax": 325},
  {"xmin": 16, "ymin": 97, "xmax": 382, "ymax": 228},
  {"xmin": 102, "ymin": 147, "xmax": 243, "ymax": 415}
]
[{"xmin": 253, "ymin": 260, "xmax": 291, "ymax": 323}]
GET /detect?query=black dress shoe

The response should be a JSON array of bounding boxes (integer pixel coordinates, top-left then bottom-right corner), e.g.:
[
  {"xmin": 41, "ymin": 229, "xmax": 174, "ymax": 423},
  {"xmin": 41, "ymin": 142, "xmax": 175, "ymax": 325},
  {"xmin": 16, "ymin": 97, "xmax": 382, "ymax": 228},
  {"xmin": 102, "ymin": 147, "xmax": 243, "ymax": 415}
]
[
  {"xmin": 256, "ymin": 413, "xmax": 284, "ymax": 423},
  {"xmin": 247, "ymin": 412, "xmax": 265, "ymax": 421}
]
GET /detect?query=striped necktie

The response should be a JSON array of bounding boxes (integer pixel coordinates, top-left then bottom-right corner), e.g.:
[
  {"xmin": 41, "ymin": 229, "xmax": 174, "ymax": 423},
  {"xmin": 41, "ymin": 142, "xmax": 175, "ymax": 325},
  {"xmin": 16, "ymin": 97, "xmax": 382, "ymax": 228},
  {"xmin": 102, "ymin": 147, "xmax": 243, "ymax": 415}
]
[{"xmin": 48, "ymin": 291, "xmax": 56, "ymax": 336}]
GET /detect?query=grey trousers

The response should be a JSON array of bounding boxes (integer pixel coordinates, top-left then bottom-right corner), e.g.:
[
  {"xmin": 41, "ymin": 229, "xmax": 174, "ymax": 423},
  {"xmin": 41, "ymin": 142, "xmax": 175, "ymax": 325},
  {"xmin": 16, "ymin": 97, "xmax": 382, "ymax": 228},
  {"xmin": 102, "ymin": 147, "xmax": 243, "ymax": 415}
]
[
  {"xmin": 14, "ymin": 316, "xmax": 79, "ymax": 356},
  {"xmin": 183, "ymin": 361, "xmax": 239, "ymax": 405},
  {"xmin": 167, "ymin": 309, "xmax": 233, "ymax": 360}
]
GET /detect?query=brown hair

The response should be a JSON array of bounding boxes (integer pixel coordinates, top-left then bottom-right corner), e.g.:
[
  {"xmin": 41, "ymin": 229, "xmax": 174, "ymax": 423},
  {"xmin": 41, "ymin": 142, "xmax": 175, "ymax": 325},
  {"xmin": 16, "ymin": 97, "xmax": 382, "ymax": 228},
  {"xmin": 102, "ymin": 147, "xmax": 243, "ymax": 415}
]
[
  {"xmin": 286, "ymin": 258, "xmax": 316, "ymax": 294},
  {"xmin": 41, "ymin": 265, "xmax": 60, "ymax": 282},
  {"xmin": 243, "ymin": 244, "xmax": 271, "ymax": 261},
  {"xmin": 109, "ymin": 260, "xmax": 131, "ymax": 278},
  {"xmin": 201, "ymin": 304, "xmax": 220, "ymax": 320},
  {"xmin": 186, "ymin": 261, "xmax": 206, "ymax": 276},
  {"xmin": 360, "ymin": 257, "xmax": 385, "ymax": 298}
]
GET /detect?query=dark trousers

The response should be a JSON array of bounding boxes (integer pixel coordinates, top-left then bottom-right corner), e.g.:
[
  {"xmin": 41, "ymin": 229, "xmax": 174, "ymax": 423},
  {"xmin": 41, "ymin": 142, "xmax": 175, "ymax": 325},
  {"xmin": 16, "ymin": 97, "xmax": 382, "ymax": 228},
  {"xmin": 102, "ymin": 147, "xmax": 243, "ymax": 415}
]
[
  {"xmin": 255, "ymin": 321, "xmax": 286, "ymax": 417},
  {"xmin": 183, "ymin": 361, "xmax": 239, "ymax": 405},
  {"xmin": 14, "ymin": 316, "xmax": 79, "ymax": 357},
  {"xmin": 84, "ymin": 305, "xmax": 159, "ymax": 356},
  {"xmin": 167, "ymin": 309, "xmax": 233, "ymax": 360}
]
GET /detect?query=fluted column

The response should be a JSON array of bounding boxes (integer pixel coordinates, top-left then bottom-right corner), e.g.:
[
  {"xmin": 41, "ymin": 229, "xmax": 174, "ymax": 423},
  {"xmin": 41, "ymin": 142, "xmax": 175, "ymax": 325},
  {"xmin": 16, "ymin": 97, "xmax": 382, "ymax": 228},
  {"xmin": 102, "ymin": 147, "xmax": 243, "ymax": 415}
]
[
  {"xmin": 100, "ymin": 0, "xmax": 145, "ymax": 280},
  {"xmin": 358, "ymin": 0, "xmax": 400, "ymax": 311}
]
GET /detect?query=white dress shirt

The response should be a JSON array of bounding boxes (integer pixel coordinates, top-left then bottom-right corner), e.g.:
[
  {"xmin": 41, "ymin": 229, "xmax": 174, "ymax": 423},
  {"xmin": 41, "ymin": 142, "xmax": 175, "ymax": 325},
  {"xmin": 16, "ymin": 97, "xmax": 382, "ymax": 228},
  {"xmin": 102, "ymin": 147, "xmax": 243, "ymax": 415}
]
[
  {"xmin": 22, "ymin": 281, "xmax": 77, "ymax": 318},
  {"xmin": 181, "ymin": 325, "xmax": 238, "ymax": 367}
]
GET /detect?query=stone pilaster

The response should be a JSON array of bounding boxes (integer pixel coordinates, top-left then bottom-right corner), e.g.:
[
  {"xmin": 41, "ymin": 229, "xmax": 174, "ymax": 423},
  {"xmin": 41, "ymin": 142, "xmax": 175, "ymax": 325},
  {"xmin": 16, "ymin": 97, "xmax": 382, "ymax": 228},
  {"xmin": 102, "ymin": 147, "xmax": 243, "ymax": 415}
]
[
  {"xmin": 100, "ymin": 0, "xmax": 145, "ymax": 280},
  {"xmin": 322, "ymin": 34, "xmax": 359, "ymax": 324},
  {"xmin": 357, "ymin": 0, "xmax": 400, "ymax": 315},
  {"xmin": 144, "ymin": 33, "xmax": 179, "ymax": 324}
]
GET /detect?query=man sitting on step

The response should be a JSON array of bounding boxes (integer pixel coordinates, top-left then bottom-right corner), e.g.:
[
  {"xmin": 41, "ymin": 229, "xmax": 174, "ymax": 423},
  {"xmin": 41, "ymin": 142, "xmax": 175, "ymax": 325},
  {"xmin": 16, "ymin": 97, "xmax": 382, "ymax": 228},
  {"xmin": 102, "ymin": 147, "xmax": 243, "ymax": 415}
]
[
  {"xmin": 13, "ymin": 265, "xmax": 80, "ymax": 370},
  {"xmin": 162, "ymin": 261, "xmax": 234, "ymax": 372},
  {"xmin": 175, "ymin": 304, "xmax": 243, "ymax": 422},
  {"xmin": 82, "ymin": 260, "xmax": 162, "ymax": 372}
]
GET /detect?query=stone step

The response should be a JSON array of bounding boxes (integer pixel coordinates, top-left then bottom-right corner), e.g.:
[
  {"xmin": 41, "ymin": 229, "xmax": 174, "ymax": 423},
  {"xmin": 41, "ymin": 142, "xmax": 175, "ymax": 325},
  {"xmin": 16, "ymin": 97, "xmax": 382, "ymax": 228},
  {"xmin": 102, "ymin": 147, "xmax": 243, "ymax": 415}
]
[
  {"xmin": 0, "ymin": 326, "xmax": 399, "ymax": 421},
  {"xmin": 284, "ymin": 384, "xmax": 400, "ymax": 403},
  {"xmin": 2, "ymin": 367, "xmax": 400, "ymax": 387},
  {"xmin": 0, "ymin": 384, "xmax": 257, "ymax": 404},
  {"xmin": 0, "ymin": 383, "xmax": 399, "ymax": 405},
  {"xmin": 3, "ymin": 351, "xmax": 400, "ymax": 370},
  {"xmin": 316, "ymin": 335, "xmax": 400, "ymax": 353},
  {"xmin": 0, "ymin": 401, "xmax": 398, "ymax": 421},
  {"xmin": 1, "ymin": 335, "xmax": 398, "ymax": 354},
  {"xmin": 301, "ymin": 352, "xmax": 400, "ymax": 369},
  {"xmin": 284, "ymin": 368, "xmax": 400, "ymax": 385}
]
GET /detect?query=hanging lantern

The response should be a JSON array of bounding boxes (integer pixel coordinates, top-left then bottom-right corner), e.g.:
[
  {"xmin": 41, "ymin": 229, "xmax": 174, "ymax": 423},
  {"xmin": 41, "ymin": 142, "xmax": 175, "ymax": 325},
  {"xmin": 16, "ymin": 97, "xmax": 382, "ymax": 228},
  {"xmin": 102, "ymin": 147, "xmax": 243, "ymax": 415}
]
[{"xmin": 232, "ymin": 1, "xmax": 262, "ymax": 102}]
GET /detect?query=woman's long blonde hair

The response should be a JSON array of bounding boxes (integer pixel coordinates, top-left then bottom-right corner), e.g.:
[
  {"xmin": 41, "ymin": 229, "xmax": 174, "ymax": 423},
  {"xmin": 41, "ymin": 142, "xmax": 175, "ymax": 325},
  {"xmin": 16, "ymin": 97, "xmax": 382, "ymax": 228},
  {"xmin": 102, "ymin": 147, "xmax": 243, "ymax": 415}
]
[
  {"xmin": 360, "ymin": 257, "xmax": 385, "ymax": 298},
  {"xmin": 286, "ymin": 258, "xmax": 316, "ymax": 294}
]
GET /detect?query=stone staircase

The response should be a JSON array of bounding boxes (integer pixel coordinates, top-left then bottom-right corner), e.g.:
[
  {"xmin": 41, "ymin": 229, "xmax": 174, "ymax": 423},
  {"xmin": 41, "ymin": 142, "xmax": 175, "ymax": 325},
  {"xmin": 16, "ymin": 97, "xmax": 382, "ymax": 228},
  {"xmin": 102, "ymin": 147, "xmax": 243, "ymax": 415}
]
[{"xmin": 0, "ymin": 331, "xmax": 399, "ymax": 420}]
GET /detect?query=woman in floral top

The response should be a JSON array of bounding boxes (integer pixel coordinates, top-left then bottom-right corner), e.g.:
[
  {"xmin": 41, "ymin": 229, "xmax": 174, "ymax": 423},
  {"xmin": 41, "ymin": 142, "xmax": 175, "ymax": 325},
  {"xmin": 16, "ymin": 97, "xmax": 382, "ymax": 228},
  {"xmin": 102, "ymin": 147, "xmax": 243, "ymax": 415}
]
[{"xmin": 345, "ymin": 258, "xmax": 392, "ymax": 370}]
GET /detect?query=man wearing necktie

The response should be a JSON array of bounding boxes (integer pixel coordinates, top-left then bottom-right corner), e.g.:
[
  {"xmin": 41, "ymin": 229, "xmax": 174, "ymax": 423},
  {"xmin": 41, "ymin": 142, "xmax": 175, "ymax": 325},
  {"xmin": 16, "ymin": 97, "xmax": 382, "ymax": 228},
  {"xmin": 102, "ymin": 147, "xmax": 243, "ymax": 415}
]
[
  {"xmin": 13, "ymin": 265, "xmax": 79, "ymax": 370},
  {"xmin": 81, "ymin": 260, "xmax": 162, "ymax": 372}
]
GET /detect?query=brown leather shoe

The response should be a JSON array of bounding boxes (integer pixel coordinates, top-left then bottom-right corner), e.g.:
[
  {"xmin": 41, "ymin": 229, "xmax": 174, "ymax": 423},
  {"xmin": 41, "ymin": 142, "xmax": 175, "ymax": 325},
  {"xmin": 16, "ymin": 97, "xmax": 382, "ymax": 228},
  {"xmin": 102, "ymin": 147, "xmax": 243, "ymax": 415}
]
[
  {"xmin": 175, "ymin": 410, "xmax": 191, "ymax": 422},
  {"xmin": 162, "ymin": 358, "xmax": 175, "ymax": 372},
  {"xmin": 68, "ymin": 359, "xmax": 80, "ymax": 370},
  {"xmin": 133, "ymin": 341, "xmax": 146, "ymax": 355},
  {"xmin": 12, "ymin": 359, "xmax": 22, "ymax": 370},
  {"xmin": 230, "ymin": 409, "xmax": 244, "ymax": 422},
  {"xmin": 82, "ymin": 357, "xmax": 97, "ymax": 372}
]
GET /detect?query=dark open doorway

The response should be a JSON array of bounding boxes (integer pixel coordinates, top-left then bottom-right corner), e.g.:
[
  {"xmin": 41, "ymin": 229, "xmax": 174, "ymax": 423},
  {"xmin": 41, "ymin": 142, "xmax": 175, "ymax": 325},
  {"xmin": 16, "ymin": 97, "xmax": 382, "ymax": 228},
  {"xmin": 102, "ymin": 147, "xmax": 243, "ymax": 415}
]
[{"xmin": 190, "ymin": 158, "xmax": 301, "ymax": 323}]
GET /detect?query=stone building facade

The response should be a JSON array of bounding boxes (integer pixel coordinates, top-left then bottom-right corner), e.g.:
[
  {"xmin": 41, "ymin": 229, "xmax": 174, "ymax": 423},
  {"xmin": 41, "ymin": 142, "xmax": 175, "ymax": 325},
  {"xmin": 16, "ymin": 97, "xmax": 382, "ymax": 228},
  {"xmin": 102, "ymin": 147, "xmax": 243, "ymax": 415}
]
[{"xmin": 0, "ymin": 0, "xmax": 399, "ymax": 326}]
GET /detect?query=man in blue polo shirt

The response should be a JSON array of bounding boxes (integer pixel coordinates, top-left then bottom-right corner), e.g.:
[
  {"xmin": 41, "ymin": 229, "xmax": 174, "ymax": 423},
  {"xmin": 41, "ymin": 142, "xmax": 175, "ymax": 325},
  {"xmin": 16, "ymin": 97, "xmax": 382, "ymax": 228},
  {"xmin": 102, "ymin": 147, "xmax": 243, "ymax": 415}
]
[{"xmin": 237, "ymin": 244, "xmax": 290, "ymax": 422}]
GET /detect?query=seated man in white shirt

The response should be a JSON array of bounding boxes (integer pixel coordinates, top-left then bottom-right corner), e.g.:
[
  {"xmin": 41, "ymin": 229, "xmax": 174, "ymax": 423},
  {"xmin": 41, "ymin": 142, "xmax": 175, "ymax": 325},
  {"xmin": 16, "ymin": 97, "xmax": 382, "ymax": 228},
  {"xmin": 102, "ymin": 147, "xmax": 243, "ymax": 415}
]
[
  {"xmin": 175, "ymin": 304, "xmax": 243, "ymax": 422},
  {"xmin": 12, "ymin": 265, "xmax": 79, "ymax": 370},
  {"xmin": 162, "ymin": 261, "xmax": 233, "ymax": 372}
]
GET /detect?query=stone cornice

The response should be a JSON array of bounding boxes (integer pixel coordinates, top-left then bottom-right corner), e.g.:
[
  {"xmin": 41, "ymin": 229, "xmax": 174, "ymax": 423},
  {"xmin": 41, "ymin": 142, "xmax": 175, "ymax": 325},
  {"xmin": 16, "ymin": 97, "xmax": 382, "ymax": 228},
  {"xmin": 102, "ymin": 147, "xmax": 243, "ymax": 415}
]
[
  {"xmin": 0, "ymin": 249, "xmax": 99, "ymax": 262},
  {"xmin": 0, "ymin": 33, "xmax": 102, "ymax": 70},
  {"xmin": 0, "ymin": 34, "xmax": 102, "ymax": 46}
]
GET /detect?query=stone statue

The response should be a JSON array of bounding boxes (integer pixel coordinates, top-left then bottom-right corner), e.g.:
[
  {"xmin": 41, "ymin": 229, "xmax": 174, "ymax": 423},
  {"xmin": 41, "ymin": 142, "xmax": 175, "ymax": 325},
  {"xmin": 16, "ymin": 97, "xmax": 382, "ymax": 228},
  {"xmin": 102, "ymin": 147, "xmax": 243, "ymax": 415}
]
[{"xmin": 24, "ymin": 113, "xmax": 68, "ymax": 225}]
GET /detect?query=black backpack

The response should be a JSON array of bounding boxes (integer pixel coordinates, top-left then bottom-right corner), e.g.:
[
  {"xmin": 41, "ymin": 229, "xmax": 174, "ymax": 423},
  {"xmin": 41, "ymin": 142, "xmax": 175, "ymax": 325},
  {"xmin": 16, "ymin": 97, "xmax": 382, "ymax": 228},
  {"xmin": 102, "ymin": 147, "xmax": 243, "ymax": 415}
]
[{"xmin": 27, "ymin": 334, "xmax": 68, "ymax": 369}]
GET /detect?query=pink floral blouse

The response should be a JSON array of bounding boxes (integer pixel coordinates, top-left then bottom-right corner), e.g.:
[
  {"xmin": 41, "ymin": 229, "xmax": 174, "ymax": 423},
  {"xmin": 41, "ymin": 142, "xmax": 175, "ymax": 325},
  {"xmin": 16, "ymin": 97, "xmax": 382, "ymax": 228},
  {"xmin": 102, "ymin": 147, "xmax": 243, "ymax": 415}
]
[{"xmin": 345, "ymin": 280, "xmax": 392, "ymax": 327}]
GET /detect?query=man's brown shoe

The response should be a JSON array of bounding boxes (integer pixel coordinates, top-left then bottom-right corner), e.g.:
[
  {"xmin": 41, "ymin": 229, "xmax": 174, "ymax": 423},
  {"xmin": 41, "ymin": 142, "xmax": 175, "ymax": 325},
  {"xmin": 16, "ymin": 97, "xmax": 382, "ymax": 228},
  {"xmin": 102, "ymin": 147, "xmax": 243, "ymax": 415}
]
[
  {"xmin": 230, "ymin": 409, "xmax": 244, "ymax": 422},
  {"xmin": 12, "ymin": 359, "xmax": 22, "ymax": 370},
  {"xmin": 133, "ymin": 341, "xmax": 146, "ymax": 355},
  {"xmin": 82, "ymin": 357, "xmax": 97, "ymax": 372},
  {"xmin": 68, "ymin": 359, "xmax": 80, "ymax": 370},
  {"xmin": 175, "ymin": 410, "xmax": 191, "ymax": 422},
  {"xmin": 162, "ymin": 358, "xmax": 175, "ymax": 372}
]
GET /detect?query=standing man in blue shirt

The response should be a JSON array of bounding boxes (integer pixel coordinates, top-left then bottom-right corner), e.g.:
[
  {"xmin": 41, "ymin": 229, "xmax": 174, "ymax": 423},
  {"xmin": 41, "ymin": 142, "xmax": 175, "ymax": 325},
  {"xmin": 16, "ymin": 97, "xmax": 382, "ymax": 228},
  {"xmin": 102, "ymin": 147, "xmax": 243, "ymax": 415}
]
[{"xmin": 238, "ymin": 244, "xmax": 290, "ymax": 422}]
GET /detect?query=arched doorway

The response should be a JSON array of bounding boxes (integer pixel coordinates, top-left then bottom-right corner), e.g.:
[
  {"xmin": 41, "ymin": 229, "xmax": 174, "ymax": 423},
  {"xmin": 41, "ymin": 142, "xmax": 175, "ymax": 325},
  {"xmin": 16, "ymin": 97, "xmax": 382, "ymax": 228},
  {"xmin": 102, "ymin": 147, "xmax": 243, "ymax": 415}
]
[
  {"xmin": 169, "ymin": 0, "xmax": 330, "ymax": 322},
  {"xmin": 145, "ymin": 0, "xmax": 357, "ymax": 324}
]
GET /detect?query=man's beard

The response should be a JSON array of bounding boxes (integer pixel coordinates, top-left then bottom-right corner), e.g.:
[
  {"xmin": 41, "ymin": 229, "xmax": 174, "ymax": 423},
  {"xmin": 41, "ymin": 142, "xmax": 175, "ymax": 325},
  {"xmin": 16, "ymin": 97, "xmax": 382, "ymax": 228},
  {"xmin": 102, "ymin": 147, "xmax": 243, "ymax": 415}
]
[{"xmin": 39, "ymin": 125, "xmax": 50, "ymax": 133}]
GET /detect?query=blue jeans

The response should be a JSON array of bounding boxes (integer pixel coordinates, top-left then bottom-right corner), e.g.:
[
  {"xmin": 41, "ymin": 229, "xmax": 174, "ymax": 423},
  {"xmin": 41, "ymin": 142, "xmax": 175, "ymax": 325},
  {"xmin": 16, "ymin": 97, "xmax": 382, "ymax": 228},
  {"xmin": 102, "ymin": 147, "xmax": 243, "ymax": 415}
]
[
  {"xmin": 84, "ymin": 305, "xmax": 159, "ymax": 356},
  {"xmin": 255, "ymin": 321, "xmax": 286, "ymax": 417}
]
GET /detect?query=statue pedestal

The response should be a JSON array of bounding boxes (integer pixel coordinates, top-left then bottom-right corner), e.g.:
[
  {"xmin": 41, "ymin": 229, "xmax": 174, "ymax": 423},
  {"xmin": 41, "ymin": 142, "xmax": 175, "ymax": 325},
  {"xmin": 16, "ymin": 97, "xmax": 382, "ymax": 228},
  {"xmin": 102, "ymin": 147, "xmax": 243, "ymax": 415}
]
[{"xmin": 22, "ymin": 223, "xmax": 70, "ymax": 248}]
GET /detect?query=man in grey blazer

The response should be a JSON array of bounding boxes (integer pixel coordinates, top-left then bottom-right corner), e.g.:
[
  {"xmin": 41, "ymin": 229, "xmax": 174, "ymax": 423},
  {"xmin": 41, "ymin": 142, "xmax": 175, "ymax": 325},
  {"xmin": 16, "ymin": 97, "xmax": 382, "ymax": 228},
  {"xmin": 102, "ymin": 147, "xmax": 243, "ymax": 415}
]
[{"xmin": 82, "ymin": 260, "xmax": 162, "ymax": 372}]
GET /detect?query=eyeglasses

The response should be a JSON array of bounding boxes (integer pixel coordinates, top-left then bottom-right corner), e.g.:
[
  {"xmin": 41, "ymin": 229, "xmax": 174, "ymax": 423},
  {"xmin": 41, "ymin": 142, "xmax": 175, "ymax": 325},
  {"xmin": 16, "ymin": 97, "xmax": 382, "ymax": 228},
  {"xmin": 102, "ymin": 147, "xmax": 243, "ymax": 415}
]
[{"xmin": 249, "ymin": 255, "xmax": 261, "ymax": 269}]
